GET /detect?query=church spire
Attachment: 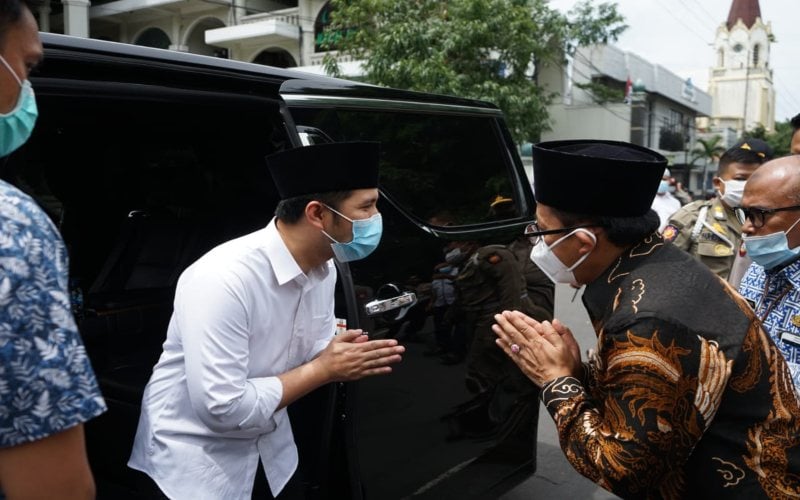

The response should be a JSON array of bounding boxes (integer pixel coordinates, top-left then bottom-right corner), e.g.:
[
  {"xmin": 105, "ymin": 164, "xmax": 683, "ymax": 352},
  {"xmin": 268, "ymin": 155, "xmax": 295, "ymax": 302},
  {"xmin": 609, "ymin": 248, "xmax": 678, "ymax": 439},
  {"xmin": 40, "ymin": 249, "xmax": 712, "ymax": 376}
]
[{"xmin": 726, "ymin": 0, "xmax": 762, "ymax": 30}]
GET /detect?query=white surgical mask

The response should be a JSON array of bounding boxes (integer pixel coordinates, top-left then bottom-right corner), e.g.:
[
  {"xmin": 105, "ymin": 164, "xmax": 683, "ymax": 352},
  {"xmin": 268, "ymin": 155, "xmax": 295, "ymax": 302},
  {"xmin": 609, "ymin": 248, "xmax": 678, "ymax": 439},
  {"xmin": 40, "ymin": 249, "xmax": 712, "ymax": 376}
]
[
  {"xmin": 530, "ymin": 228, "xmax": 596, "ymax": 285},
  {"xmin": 719, "ymin": 179, "xmax": 746, "ymax": 208}
]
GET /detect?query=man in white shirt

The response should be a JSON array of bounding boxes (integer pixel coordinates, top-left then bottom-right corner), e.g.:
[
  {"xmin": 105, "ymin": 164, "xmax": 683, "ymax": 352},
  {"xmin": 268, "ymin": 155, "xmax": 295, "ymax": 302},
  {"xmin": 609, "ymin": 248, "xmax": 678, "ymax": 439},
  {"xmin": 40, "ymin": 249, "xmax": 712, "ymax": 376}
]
[
  {"xmin": 651, "ymin": 167, "xmax": 682, "ymax": 232},
  {"xmin": 128, "ymin": 142, "xmax": 405, "ymax": 499}
]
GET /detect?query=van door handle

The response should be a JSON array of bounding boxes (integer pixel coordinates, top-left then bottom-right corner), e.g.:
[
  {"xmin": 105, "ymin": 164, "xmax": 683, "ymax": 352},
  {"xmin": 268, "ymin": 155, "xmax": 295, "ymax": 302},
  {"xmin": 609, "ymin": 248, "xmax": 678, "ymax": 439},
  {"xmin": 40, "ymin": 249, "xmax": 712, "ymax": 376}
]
[{"xmin": 364, "ymin": 292, "xmax": 417, "ymax": 316}]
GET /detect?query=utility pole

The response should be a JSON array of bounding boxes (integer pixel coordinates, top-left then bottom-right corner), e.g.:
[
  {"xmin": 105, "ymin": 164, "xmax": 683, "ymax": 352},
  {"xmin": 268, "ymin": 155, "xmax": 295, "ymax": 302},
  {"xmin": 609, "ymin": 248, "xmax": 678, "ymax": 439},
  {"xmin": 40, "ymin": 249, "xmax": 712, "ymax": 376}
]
[{"xmin": 742, "ymin": 46, "xmax": 751, "ymax": 135}]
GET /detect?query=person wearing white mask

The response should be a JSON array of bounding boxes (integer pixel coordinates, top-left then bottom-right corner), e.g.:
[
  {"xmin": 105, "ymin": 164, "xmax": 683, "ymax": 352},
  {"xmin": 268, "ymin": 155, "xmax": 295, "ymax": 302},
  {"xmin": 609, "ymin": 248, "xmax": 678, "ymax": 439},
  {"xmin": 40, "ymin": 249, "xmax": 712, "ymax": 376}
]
[
  {"xmin": 664, "ymin": 139, "xmax": 772, "ymax": 282},
  {"xmin": 738, "ymin": 154, "xmax": 800, "ymax": 400},
  {"xmin": 492, "ymin": 139, "xmax": 800, "ymax": 498},
  {"xmin": 649, "ymin": 167, "xmax": 681, "ymax": 232}
]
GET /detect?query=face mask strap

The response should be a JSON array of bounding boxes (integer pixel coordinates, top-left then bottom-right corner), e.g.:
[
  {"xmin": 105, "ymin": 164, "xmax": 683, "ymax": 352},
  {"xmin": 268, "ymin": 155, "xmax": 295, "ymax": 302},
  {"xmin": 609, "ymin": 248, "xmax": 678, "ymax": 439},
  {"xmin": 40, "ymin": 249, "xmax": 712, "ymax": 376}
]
[
  {"xmin": 565, "ymin": 229, "xmax": 597, "ymax": 271},
  {"xmin": 541, "ymin": 228, "xmax": 596, "ymax": 272},
  {"xmin": 0, "ymin": 55, "xmax": 22, "ymax": 87},
  {"xmin": 785, "ymin": 215, "xmax": 800, "ymax": 237},
  {"xmin": 321, "ymin": 203, "xmax": 353, "ymax": 223}
]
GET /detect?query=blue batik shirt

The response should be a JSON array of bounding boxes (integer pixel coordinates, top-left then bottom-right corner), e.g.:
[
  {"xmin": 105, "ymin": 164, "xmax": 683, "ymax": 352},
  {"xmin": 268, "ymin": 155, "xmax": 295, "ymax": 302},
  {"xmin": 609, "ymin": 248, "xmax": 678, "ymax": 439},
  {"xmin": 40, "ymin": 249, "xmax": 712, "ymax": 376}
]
[
  {"xmin": 0, "ymin": 179, "xmax": 106, "ymax": 449},
  {"xmin": 740, "ymin": 257, "xmax": 800, "ymax": 399}
]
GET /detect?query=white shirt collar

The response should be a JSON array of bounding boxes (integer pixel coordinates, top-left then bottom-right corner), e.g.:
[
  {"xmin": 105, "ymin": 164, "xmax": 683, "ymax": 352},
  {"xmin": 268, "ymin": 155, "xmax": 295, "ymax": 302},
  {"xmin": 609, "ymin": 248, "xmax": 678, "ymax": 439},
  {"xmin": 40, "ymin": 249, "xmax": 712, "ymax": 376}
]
[{"xmin": 264, "ymin": 218, "xmax": 332, "ymax": 286}]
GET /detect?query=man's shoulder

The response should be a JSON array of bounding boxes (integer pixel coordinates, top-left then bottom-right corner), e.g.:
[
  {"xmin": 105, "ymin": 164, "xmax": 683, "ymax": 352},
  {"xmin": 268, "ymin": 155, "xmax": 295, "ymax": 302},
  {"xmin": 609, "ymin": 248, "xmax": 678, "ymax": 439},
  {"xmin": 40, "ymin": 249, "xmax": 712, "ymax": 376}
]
[
  {"xmin": 476, "ymin": 245, "xmax": 515, "ymax": 266},
  {"xmin": 668, "ymin": 199, "xmax": 709, "ymax": 226},
  {"xmin": 0, "ymin": 180, "xmax": 57, "ymax": 236}
]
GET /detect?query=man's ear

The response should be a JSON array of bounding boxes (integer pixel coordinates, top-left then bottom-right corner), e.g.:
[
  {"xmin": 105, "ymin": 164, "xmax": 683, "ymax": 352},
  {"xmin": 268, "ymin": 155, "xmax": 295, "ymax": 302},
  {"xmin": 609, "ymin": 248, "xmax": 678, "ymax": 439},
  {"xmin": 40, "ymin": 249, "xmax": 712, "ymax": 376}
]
[
  {"xmin": 574, "ymin": 229, "xmax": 598, "ymax": 256},
  {"xmin": 305, "ymin": 201, "xmax": 327, "ymax": 230}
]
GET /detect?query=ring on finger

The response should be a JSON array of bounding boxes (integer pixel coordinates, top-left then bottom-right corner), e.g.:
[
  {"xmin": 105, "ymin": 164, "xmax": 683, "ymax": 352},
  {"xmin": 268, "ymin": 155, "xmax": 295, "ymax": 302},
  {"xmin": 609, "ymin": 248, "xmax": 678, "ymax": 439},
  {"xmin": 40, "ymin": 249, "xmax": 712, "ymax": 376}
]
[{"xmin": 510, "ymin": 343, "xmax": 520, "ymax": 354}]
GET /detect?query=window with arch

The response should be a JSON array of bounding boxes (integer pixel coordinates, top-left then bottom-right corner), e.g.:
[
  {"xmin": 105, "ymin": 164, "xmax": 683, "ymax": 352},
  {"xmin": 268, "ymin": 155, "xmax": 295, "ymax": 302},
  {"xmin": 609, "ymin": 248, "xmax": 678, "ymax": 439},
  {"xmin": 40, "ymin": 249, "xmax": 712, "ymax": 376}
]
[
  {"xmin": 753, "ymin": 44, "xmax": 760, "ymax": 66},
  {"xmin": 313, "ymin": 2, "xmax": 354, "ymax": 53},
  {"xmin": 134, "ymin": 28, "xmax": 170, "ymax": 49},
  {"xmin": 314, "ymin": 2, "xmax": 334, "ymax": 53}
]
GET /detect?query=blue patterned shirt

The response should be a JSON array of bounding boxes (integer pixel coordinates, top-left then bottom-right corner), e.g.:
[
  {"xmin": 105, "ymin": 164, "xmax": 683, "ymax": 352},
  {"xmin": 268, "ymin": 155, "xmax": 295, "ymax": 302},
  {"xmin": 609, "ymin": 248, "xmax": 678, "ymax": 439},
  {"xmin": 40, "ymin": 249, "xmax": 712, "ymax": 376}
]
[
  {"xmin": 0, "ymin": 180, "xmax": 106, "ymax": 449},
  {"xmin": 739, "ymin": 257, "xmax": 800, "ymax": 398}
]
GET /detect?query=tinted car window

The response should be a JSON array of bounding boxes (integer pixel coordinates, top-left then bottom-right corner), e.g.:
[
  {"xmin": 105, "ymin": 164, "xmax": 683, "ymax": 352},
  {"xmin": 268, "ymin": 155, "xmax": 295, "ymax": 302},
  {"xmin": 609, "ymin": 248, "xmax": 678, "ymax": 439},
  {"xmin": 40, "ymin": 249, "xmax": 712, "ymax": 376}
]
[
  {"xmin": 289, "ymin": 107, "xmax": 525, "ymax": 227},
  {"xmin": 288, "ymin": 103, "xmax": 539, "ymax": 499}
]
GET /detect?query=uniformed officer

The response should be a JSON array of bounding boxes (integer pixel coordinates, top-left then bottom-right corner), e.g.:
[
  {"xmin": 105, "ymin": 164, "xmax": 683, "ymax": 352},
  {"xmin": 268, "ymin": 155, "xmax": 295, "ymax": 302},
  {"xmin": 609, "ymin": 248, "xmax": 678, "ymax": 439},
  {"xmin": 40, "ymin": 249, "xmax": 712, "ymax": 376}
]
[
  {"xmin": 441, "ymin": 197, "xmax": 553, "ymax": 440},
  {"xmin": 664, "ymin": 138, "xmax": 773, "ymax": 280}
]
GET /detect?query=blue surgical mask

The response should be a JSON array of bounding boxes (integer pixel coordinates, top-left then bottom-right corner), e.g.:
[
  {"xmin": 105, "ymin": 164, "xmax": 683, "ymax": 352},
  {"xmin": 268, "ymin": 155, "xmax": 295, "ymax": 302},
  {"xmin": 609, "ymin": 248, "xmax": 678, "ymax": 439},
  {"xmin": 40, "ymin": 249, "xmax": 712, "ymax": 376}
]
[
  {"xmin": 322, "ymin": 204, "xmax": 382, "ymax": 262},
  {"xmin": 657, "ymin": 180, "xmax": 670, "ymax": 194},
  {"xmin": 743, "ymin": 217, "xmax": 800, "ymax": 270},
  {"xmin": 0, "ymin": 55, "xmax": 38, "ymax": 158}
]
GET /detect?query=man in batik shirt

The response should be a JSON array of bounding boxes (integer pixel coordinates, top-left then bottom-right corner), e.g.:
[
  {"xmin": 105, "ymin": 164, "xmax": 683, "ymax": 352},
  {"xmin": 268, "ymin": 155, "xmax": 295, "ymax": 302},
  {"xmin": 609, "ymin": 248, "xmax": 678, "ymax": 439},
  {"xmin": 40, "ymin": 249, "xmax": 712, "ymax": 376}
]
[
  {"xmin": 493, "ymin": 140, "xmax": 800, "ymax": 498},
  {"xmin": 738, "ymin": 155, "xmax": 800, "ymax": 400}
]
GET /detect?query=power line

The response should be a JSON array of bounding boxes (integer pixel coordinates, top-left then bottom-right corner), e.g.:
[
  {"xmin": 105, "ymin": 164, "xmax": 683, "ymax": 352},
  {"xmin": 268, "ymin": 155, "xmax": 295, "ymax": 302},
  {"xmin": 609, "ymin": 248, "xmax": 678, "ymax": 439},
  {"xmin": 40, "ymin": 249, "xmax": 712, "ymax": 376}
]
[
  {"xmin": 774, "ymin": 74, "xmax": 800, "ymax": 113},
  {"xmin": 687, "ymin": 0, "xmax": 722, "ymax": 26},
  {"xmin": 675, "ymin": 0, "xmax": 718, "ymax": 38},
  {"xmin": 652, "ymin": 0, "xmax": 713, "ymax": 46}
]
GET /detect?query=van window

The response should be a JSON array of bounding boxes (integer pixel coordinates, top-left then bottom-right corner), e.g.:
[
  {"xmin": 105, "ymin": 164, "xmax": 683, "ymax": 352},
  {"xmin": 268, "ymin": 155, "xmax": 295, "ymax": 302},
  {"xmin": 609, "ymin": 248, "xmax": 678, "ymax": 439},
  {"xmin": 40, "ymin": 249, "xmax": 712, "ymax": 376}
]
[{"xmin": 288, "ymin": 107, "xmax": 525, "ymax": 226}]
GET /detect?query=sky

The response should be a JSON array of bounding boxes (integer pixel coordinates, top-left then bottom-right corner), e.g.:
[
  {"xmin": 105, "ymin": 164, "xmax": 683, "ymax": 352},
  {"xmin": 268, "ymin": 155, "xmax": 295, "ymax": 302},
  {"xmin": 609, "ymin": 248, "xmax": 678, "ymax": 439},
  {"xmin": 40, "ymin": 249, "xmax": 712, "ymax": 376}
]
[{"xmin": 548, "ymin": 0, "xmax": 800, "ymax": 122}]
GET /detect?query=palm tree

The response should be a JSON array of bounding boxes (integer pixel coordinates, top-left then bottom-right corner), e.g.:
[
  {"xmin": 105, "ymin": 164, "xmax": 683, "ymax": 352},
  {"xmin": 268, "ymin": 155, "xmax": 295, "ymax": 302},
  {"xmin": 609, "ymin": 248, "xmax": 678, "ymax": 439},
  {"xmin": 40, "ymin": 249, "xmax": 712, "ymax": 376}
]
[{"xmin": 691, "ymin": 136, "xmax": 726, "ymax": 195}]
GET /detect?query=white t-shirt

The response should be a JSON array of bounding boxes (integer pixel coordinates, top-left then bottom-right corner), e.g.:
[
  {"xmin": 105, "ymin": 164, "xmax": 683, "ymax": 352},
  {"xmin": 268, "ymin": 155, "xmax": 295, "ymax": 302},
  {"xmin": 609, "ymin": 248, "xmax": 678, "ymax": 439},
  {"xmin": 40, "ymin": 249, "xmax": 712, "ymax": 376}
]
[
  {"xmin": 651, "ymin": 193, "xmax": 681, "ymax": 232},
  {"xmin": 129, "ymin": 218, "xmax": 336, "ymax": 499}
]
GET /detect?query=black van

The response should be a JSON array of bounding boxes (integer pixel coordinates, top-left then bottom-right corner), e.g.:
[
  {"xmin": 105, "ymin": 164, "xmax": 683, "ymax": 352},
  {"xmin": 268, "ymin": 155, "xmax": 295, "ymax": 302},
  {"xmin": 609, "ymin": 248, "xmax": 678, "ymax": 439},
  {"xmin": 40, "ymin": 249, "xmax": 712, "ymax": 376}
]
[{"xmin": 4, "ymin": 33, "xmax": 540, "ymax": 499}]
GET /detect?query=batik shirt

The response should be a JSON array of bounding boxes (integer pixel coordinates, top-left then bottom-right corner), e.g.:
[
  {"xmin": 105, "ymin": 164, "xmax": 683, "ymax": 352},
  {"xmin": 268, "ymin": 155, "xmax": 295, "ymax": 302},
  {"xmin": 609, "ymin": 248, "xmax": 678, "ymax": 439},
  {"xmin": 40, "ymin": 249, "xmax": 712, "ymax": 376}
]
[
  {"xmin": 739, "ymin": 258, "xmax": 800, "ymax": 399},
  {"xmin": 0, "ymin": 180, "xmax": 106, "ymax": 448},
  {"xmin": 540, "ymin": 234, "xmax": 800, "ymax": 499}
]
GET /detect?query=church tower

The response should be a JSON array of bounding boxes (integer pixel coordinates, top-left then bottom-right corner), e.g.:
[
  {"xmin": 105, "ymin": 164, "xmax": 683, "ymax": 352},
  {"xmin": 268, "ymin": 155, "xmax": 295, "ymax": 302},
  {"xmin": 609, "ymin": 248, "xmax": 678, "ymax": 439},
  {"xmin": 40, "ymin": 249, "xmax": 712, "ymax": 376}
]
[{"xmin": 708, "ymin": 0, "xmax": 775, "ymax": 134}]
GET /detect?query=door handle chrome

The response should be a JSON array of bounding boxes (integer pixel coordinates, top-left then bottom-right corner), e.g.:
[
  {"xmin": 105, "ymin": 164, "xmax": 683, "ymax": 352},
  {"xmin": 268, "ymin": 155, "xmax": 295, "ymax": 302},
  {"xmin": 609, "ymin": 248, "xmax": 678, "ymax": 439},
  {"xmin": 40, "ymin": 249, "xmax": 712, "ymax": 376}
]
[{"xmin": 364, "ymin": 292, "xmax": 417, "ymax": 316}]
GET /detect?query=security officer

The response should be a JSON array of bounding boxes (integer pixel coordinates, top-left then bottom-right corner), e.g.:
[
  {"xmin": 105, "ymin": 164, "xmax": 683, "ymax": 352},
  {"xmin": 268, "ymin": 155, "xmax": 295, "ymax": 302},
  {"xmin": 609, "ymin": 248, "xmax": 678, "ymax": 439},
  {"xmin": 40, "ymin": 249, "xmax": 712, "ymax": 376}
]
[{"xmin": 664, "ymin": 139, "xmax": 773, "ymax": 280}]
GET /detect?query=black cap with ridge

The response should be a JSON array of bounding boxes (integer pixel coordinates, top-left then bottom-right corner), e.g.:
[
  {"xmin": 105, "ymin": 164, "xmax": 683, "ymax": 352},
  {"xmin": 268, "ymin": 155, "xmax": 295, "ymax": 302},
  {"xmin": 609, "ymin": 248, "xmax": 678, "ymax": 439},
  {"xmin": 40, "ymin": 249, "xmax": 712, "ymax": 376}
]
[
  {"xmin": 532, "ymin": 140, "xmax": 667, "ymax": 217},
  {"xmin": 266, "ymin": 142, "xmax": 380, "ymax": 199},
  {"xmin": 729, "ymin": 138, "xmax": 774, "ymax": 161}
]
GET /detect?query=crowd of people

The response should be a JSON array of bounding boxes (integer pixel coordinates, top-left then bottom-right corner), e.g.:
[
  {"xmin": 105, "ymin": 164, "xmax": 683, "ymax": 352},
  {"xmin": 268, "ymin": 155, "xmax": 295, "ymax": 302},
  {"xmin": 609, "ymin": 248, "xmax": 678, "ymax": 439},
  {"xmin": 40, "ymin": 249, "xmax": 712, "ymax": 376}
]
[{"xmin": 4, "ymin": 0, "xmax": 800, "ymax": 498}]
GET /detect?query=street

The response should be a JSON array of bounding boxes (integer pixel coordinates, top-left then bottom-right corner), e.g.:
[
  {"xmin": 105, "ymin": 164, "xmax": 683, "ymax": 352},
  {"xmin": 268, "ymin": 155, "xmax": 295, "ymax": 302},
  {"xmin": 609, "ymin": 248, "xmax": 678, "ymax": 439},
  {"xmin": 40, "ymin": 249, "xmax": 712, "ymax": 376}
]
[{"xmin": 501, "ymin": 284, "xmax": 620, "ymax": 500}]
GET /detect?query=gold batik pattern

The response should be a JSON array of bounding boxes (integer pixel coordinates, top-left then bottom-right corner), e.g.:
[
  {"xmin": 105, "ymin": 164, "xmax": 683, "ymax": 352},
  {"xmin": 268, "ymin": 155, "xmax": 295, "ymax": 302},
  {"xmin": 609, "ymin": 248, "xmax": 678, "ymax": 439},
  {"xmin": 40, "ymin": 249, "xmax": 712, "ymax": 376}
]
[{"xmin": 549, "ymin": 323, "xmax": 730, "ymax": 498}]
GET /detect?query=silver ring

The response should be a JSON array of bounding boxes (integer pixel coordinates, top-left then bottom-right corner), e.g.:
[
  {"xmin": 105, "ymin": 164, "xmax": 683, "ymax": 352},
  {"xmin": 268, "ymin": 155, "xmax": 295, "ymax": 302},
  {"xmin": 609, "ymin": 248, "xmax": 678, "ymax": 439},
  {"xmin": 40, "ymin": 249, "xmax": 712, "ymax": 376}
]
[{"xmin": 510, "ymin": 343, "xmax": 520, "ymax": 354}]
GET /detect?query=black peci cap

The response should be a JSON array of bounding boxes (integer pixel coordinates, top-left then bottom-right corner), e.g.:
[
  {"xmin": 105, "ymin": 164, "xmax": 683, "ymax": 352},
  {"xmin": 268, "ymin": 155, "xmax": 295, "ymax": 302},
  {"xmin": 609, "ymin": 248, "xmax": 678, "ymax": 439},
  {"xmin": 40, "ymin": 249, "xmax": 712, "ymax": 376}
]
[
  {"xmin": 266, "ymin": 142, "xmax": 380, "ymax": 199},
  {"xmin": 532, "ymin": 140, "xmax": 667, "ymax": 217},
  {"xmin": 729, "ymin": 138, "xmax": 774, "ymax": 161}
]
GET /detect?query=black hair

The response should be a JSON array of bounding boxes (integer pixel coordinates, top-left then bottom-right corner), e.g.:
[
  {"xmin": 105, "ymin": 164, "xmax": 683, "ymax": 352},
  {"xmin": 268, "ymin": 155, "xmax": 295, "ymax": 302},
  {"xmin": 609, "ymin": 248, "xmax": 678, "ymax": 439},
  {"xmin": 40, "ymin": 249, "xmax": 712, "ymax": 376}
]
[
  {"xmin": 274, "ymin": 190, "xmax": 352, "ymax": 225},
  {"xmin": 0, "ymin": 0, "xmax": 41, "ymax": 47},
  {"xmin": 791, "ymin": 113, "xmax": 800, "ymax": 133},
  {"xmin": 717, "ymin": 146, "xmax": 768, "ymax": 176},
  {"xmin": 551, "ymin": 207, "xmax": 660, "ymax": 247}
]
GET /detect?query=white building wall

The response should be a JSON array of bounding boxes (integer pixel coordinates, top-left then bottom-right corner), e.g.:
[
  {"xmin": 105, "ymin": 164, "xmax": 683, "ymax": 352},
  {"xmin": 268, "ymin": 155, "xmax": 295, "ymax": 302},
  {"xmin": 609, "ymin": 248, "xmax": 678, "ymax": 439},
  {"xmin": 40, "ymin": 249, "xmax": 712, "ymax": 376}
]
[{"xmin": 541, "ymin": 104, "xmax": 631, "ymax": 142}]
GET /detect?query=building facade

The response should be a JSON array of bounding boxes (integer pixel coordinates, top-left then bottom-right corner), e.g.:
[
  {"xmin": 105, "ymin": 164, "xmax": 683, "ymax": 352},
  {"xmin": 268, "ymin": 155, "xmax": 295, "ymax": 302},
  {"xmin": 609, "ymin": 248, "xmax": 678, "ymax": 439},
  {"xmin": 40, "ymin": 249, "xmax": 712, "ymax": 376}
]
[
  {"xmin": 538, "ymin": 44, "xmax": 712, "ymax": 192},
  {"xmin": 707, "ymin": 0, "xmax": 775, "ymax": 134},
  {"xmin": 34, "ymin": 0, "xmax": 339, "ymax": 70}
]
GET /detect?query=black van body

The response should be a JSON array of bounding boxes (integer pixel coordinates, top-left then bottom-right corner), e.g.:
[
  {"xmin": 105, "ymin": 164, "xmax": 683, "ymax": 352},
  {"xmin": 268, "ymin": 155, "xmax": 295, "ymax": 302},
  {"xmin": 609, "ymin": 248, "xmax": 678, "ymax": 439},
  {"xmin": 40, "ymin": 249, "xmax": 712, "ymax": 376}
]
[{"xmin": 2, "ymin": 33, "xmax": 540, "ymax": 499}]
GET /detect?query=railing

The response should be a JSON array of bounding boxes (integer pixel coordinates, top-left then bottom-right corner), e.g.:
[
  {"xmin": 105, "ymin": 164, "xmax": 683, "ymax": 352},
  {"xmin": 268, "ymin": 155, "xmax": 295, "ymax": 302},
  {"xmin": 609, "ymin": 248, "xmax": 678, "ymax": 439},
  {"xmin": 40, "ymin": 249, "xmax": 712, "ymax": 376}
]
[
  {"xmin": 241, "ymin": 7, "xmax": 299, "ymax": 25},
  {"xmin": 309, "ymin": 51, "xmax": 355, "ymax": 66}
]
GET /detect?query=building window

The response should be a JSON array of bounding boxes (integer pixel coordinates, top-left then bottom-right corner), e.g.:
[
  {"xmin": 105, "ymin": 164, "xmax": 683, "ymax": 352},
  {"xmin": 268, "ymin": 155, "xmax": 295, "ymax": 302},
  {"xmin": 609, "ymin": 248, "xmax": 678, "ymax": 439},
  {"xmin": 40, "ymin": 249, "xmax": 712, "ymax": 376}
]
[
  {"xmin": 717, "ymin": 48, "xmax": 724, "ymax": 67},
  {"xmin": 659, "ymin": 109, "xmax": 686, "ymax": 151},
  {"xmin": 752, "ymin": 44, "xmax": 760, "ymax": 66},
  {"xmin": 134, "ymin": 28, "xmax": 170, "ymax": 49},
  {"xmin": 314, "ymin": 2, "xmax": 334, "ymax": 53}
]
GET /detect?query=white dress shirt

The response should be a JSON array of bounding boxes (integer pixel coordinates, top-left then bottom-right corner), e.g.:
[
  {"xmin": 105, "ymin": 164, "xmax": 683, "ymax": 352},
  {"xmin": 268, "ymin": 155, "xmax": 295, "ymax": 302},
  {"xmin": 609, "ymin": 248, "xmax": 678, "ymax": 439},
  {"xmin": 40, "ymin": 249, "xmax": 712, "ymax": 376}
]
[{"xmin": 129, "ymin": 219, "xmax": 336, "ymax": 499}]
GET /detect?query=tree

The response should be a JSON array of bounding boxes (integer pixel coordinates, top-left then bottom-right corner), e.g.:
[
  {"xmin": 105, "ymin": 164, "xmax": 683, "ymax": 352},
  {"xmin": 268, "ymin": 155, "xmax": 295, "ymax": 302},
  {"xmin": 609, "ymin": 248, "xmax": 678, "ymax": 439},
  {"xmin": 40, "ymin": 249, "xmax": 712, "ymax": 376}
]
[
  {"xmin": 690, "ymin": 135, "xmax": 726, "ymax": 166},
  {"xmin": 744, "ymin": 122, "xmax": 793, "ymax": 157},
  {"xmin": 690, "ymin": 135, "xmax": 726, "ymax": 194},
  {"xmin": 322, "ymin": 0, "xmax": 626, "ymax": 143}
]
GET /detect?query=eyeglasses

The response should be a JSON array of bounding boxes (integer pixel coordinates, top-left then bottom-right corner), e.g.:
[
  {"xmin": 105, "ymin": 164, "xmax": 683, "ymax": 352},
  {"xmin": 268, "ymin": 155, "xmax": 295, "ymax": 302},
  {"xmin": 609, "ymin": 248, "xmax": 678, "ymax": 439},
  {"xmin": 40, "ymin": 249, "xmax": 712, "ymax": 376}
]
[
  {"xmin": 734, "ymin": 205, "xmax": 800, "ymax": 228},
  {"xmin": 524, "ymin": 222, "xmax": 598, "ymax": 245}
]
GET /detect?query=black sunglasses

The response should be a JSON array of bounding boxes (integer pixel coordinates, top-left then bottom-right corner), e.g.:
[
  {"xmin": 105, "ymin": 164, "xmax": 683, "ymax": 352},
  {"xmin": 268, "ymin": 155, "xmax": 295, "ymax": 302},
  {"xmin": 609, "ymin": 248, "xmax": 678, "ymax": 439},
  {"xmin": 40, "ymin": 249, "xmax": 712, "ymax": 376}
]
[
  {"xmin": 734, "ymin": 205, "xmax": 800, "ymax": 228},
  {"xmin": 524, "ymin": 222, "xmax": 599, "ymax": 245}
]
